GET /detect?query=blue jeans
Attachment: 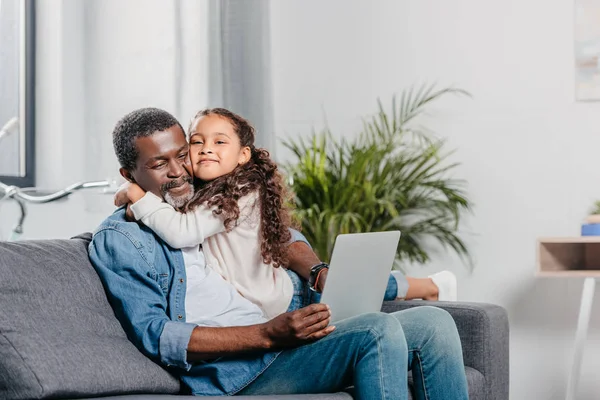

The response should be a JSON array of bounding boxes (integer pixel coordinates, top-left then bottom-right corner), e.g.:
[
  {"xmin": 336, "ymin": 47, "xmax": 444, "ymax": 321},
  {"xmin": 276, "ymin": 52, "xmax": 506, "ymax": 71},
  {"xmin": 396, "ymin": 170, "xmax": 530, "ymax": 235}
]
[
  {"xmin": 239, "ymin": 307, "xmax": 468, "ymax": 399},
  {"xmin": 239, "ymin": 271, "xmax": 469, "ymax": 399}
]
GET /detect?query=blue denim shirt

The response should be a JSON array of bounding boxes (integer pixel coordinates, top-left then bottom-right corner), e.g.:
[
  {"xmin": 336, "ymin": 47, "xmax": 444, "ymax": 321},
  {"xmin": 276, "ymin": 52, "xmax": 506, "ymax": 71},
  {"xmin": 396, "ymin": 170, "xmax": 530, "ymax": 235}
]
[{"xmin": 88, "ymin": 208, "xmax": 312, "ymax": 395}]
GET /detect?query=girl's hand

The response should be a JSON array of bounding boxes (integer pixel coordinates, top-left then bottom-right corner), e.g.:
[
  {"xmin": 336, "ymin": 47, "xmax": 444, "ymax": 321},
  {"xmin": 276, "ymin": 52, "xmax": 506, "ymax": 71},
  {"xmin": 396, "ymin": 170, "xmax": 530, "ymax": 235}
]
[
  {"xmin": 126, "ymin": 183, "xmax": 146, "ymax": 203},
  {"xmin": 114, "ymin": 182, "xmax": 131, "ymax": 207},
  {"xmin": 114, "ymin": 182, "xmax": 146, "ymax": 207}
]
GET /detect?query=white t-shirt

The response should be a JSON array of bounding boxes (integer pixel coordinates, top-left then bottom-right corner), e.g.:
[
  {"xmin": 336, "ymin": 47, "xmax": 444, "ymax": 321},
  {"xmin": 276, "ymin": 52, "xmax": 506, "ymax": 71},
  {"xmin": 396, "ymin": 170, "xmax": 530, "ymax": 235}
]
[{"xmin": 181, "ymin": 245, "xmax": 267, "ymax": 327}]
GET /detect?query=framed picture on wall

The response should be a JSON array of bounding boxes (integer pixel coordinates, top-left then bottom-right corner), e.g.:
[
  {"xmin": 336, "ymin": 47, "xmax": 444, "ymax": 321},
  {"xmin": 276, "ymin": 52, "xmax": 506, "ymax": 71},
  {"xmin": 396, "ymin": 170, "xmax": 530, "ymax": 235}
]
[
  {"xmin": 575, "ymin": 0, "xmax": 600, "ymax": 101},
  {"xmin": 0, "ymin": 0, "xmax": 35, "ymax": 187}
]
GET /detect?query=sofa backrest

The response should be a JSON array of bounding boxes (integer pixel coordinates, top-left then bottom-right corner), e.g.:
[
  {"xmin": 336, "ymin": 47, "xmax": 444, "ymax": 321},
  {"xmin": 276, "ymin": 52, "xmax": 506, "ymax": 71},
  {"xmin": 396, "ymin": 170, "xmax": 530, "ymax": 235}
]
[{"xmin": 0, "ymin": 234, "xmax": 181, "ymax": 399}]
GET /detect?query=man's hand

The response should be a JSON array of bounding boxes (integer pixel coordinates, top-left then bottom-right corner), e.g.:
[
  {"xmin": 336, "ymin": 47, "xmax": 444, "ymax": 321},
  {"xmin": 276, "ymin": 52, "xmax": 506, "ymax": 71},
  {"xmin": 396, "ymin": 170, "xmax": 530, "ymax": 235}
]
[
  {"xmin": 186, "ymin": 304, "xmax": 335, "ymax": 360},
  {"xmin": 260, "ymin": 303, "xmax": 335, "ymax": 349}
]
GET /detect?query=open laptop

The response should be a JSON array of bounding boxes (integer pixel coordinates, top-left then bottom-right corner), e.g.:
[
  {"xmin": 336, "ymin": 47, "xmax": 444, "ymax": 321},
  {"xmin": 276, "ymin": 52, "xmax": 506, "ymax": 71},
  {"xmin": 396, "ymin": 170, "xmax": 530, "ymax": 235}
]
[{"xmin": 319, "ymin": 231, "xmax": 401, "ymax": 323}]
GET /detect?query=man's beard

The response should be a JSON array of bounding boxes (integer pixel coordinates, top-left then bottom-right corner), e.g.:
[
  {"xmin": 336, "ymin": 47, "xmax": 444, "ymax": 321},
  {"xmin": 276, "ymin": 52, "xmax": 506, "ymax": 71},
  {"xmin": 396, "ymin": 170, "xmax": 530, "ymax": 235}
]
[{"xmin": 161, "ymin": 176, "xmax": 194, "ymax": 209}]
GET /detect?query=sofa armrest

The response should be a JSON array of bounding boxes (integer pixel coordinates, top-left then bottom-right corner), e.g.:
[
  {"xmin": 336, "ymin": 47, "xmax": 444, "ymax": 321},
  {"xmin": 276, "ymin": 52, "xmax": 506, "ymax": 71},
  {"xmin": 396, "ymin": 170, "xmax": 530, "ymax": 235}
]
[{"xmin": 381, "ymin": 300, "xmax": 509, "ymax": 400}]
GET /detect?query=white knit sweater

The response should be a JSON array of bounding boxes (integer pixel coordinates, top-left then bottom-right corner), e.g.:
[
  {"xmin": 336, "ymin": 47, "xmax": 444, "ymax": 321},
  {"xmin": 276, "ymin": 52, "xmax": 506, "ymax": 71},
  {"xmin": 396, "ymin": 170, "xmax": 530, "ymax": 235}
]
[{"xmin": 130, "ymin": 191, "xmax": 293, "ymax": 319}]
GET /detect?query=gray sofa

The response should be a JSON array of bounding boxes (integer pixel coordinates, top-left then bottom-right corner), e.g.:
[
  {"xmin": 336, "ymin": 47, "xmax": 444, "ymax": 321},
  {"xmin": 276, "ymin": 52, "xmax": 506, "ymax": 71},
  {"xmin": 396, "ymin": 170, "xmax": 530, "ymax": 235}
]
[{"xmin": 0, "ymin": 234, "xmax": 509, "ymax": 399}]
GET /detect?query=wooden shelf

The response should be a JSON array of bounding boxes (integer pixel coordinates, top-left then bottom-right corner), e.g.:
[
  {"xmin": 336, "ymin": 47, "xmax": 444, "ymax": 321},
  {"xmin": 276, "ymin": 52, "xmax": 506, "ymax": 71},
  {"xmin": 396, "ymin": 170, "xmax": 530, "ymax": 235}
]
[
  {"xmin": 537, "ymin": 238, "xmax": 600, "ymax": 277},
  {"xmin": 538, "ymin": 237, "xmax": 600, "ymax": 243},
  {"xmin": 537, "ymin": 270, "xmax": 600, "ymax": 278}
]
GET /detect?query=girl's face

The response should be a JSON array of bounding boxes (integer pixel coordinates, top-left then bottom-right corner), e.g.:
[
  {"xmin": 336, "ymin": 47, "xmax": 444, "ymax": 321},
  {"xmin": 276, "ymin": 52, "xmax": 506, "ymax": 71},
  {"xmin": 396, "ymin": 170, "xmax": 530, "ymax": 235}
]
[{"xmin": 188, "ymin": 114, "xmax": 251, "ymax": 181}]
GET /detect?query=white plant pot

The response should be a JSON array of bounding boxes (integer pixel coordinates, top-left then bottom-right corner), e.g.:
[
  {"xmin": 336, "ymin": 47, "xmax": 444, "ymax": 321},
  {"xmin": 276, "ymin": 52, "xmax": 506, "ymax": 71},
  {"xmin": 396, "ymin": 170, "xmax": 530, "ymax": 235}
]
[{"xmin": 584, "ymin": 214, "xmax": 600, "ymax": 224}]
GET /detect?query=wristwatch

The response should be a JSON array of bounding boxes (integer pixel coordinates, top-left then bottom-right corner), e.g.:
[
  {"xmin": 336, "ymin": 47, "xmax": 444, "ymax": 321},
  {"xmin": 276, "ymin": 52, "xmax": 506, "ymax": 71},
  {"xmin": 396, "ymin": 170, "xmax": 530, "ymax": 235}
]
[{"xmin": 308, "ymin": 262, "xmax": 329, "ymax": 292}]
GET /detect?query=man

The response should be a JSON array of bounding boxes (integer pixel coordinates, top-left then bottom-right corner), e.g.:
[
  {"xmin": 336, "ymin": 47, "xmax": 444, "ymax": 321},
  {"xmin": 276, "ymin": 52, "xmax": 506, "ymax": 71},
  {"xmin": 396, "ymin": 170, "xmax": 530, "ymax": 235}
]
[{"xmin": 89, "ymin": 107, "xmax": 468, "ymax": 399}]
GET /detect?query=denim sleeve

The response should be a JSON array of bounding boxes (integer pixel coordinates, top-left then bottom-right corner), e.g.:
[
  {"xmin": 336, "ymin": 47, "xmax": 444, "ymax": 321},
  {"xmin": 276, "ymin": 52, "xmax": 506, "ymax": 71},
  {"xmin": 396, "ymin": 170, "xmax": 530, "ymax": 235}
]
[
  {"xmin": 386, "ymin": 270, "xmax": 410, "ymax": 300},
  {"xmin": 160, "ymin": 321, "xmax": 196, "ymax": 369},
  {"xmin": 89, "ymin": 229, "xmax": 196, "ymax": 370},
  {"xmin": 289, "ymin": 228, "xmax": 311, "ymax": 248}
]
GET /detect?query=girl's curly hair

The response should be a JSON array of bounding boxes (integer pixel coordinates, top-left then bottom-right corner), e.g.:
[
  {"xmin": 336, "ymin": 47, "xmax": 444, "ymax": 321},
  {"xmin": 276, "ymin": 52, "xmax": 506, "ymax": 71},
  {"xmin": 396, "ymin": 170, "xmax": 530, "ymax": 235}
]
[{"xmin": 184, "ymin": 108, "xmax": 293, "ymax": 268}]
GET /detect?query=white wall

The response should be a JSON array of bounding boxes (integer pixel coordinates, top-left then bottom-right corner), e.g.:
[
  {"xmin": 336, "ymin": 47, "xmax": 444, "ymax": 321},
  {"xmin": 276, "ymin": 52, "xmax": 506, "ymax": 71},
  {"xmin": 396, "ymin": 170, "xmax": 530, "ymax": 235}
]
[
  {"xmin": 270, "ymin": 1, "xmax": 600, "ymax": 399},
  {"xmin": 0, "ymin": 0, "xmax": 209, "ymax": 240}
]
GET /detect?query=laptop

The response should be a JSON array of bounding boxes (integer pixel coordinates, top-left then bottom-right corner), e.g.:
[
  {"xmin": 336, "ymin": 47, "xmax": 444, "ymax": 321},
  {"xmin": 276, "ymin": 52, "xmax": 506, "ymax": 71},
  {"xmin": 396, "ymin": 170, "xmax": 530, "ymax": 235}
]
[{"xmin": 319, "ymin": 231, "xmax": 401, "ymax": 323}]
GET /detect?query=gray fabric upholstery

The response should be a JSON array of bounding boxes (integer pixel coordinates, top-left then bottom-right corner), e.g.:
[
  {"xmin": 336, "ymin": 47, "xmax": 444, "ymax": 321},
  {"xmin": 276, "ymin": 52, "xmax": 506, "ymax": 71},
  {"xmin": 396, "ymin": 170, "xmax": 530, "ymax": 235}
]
[
  {"xmin": 382, "ymin": 300, "xmax": 510, "ymax": 400},
  {"xmin": 0, "ymin": 236, "xmax": 181, "ymax": 400},
  {"xmin": 0, "ymin": 234, "xmax": 509, "ymax": 399}
]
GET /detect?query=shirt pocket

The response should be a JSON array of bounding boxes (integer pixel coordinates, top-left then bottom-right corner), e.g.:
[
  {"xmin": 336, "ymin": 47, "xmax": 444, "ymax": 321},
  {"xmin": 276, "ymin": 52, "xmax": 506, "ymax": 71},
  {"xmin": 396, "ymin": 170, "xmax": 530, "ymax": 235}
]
[{"xmin": 158, "ymin": 273, "xmax": 170, "ymax": 295}]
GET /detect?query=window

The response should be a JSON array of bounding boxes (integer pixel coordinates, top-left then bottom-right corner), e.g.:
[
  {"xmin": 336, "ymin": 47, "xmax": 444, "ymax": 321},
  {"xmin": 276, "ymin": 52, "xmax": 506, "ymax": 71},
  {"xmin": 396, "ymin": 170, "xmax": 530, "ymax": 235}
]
[{"xmin": 0, "ymin": 0, "xmax": 35, "ymax": 187}]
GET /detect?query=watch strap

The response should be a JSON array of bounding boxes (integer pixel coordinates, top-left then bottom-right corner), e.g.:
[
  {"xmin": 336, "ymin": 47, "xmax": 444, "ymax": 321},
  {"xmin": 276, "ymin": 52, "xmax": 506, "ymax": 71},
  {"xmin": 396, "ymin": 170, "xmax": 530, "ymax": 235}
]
[{"xmin": 309, "ymin": 262, "xmax": 329, "ymax": 291}]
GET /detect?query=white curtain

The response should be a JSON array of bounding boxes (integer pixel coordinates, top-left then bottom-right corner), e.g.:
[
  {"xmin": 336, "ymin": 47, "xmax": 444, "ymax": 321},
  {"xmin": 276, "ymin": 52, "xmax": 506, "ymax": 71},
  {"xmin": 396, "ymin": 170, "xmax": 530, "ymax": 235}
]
[
  {"xmin": 79, "ymin": 0, "xmax": 275, "ymax": 200},
  {"xmin": 80, "ymin": 0, "xmax": 211, "ymax": 211},
  {"xmin": 35, "ymin": 0, "xmax": 275, "ymax": 211},
  {"xmin": 208, "ymin": 0, "xmax": 275, "ymax": 153}
]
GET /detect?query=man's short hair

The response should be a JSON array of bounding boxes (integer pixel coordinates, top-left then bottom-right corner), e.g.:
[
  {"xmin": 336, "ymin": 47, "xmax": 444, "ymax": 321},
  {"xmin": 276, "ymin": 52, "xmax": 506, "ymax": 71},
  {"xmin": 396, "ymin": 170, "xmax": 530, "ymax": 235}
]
[{"xmin": 113, "ymin": 107, "xmax": 184, "ymax": 171}]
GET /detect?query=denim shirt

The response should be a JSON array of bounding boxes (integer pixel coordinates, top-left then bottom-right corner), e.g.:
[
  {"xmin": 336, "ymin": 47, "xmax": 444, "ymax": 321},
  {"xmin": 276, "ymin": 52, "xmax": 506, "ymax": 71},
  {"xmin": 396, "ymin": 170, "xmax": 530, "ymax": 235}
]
[{"xmin": 88, "ymin": 208, "xmax": 308, "ymax": 395}]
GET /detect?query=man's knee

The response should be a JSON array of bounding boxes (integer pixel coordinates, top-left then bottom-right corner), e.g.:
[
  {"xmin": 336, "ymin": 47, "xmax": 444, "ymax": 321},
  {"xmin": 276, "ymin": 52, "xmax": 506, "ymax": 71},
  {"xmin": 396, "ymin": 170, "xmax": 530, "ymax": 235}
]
[
  {"xmin": 415, "ymin": 306, "xmax": 456, "ymax": 329},
  {"xmin": 411, "ymin": 306, "xmax": 461, "ymax": 347},
  {"xmin": 356, "ymin": 313, "xmax": 406, "ymax": 347}
]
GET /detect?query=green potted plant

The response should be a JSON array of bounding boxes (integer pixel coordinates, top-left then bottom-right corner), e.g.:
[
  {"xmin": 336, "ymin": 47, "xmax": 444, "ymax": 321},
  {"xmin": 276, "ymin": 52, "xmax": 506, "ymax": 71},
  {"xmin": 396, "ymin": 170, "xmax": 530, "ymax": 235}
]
[
  {"xmin": 584, "ymin": 200, "xmax": 600, "ymax": 226},
  {"xmin": 283, "ymin": 84, "xmax": 472, "ymax": 270}
]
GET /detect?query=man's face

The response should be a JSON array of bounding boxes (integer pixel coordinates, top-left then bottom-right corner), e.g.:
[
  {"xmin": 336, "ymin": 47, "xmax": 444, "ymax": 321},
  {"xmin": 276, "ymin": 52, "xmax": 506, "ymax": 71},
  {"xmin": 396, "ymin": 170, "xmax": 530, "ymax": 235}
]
[{"xmin": 121, "ymin": 125, "xmax": 194, "ymax": 208}]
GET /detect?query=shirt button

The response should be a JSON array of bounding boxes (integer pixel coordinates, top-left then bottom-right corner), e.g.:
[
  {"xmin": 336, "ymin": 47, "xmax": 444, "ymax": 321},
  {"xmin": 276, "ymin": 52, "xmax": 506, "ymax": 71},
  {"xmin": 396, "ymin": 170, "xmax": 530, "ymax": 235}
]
[
  {"xmin": 179, "ymin": 278, "xmax": 184, "ymax": 283},
  {"xmin": 177, "ymin": 315, "xmax": 183, "ymax": 319}
]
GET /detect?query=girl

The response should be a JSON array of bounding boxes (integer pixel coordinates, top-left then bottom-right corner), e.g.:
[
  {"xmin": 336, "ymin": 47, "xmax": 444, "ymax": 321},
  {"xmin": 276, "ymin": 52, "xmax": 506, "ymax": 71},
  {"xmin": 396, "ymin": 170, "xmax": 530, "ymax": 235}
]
[{"xmin": 119, "ymin": 108, "xmax": 296, "ymax": 319}]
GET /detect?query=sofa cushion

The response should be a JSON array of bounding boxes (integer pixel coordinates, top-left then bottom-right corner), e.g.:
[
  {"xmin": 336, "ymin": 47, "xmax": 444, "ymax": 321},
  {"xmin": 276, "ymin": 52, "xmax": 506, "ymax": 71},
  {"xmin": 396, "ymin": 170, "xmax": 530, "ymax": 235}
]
[{"xmin": 0, "ymin": 234, "xmax": 181, "ymax": 400}]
